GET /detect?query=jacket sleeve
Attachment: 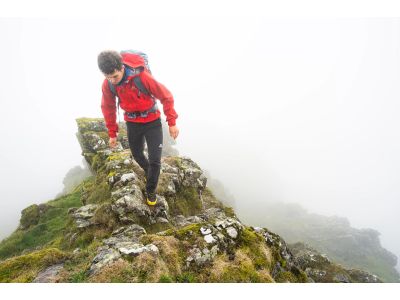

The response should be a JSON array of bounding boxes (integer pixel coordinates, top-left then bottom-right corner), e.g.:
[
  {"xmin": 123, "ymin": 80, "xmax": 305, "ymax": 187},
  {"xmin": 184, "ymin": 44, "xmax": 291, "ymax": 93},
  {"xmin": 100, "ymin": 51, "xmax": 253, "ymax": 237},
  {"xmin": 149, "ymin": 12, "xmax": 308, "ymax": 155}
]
[
  {"xmin": 139, "ymin": 71, "xmax": 178, "ymax": 127},
  {"xmin": 101, "ymin": 79, "xmax": 119, "ymax": 138}
]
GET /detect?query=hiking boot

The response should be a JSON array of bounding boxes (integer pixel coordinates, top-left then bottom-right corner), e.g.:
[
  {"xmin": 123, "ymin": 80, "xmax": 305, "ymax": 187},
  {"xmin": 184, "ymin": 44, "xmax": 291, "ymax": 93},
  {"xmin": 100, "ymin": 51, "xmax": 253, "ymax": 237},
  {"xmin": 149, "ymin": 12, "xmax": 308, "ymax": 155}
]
[{"xmin": 146, "ymin": 190, "xmax": 157, "ymax": 206}]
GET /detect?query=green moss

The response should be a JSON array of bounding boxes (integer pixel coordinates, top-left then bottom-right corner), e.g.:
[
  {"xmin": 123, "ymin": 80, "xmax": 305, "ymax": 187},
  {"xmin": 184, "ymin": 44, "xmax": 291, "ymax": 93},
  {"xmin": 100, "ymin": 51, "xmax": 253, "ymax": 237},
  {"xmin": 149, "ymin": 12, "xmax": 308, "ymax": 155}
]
[
  {"xmin": 108, "ymin": 171, "xmax": 117, "ymax": 178},
  {"xmin": 19, "ymin": 204, "xmax": 41, "ymax": 229},
  {"xmin": 67, "ymin": 226, "xmax": 110, "ymax": 250},
  {"xmin": 0, "ymin": 248, "xmax": 67, "ymax": 282},
  {"xmin": 68, "ymin": 270, "xmax": 87, "ymax": 283},
  {"xmin": 239, "ymin": 227, "xmax": 262, "ymax": 246},
  {"xmin": 80, "ymin": 175, "xmax": 111, "ymax": 205},
  {"xmin": 92, "ymin": 202, "xmax": 118, "ymax": 230},
  {"xmin": 107, "ymin": 151, "xmax": 130, "ymax": 162},
  {"xmin": 236, "ymin": 227, "xmax": 271, "ymax": 271},
  {"xmin": 62, "ymin": 240, "xmax": 101, "ymax": 273},
  {"xmin": 145, "ymin": 222, "xmax": 173, "ymax": 235},
  {"xmin": 159, "ymin": 274, "xmax": 173, "ymax": 283},
  {"xmin": 90, "ymin": 154, "xmax": 103, "ymax": 171},
  {"xmin": 76, "ymin": 118, "xmax": 105, "ymax": 132},
  {"xmin": 109, "ymin": 268, "xmax": 137, "ymax": 283},
  {"xmin": 174, "ymin": 223, "xmax": 203, "ymax": 240},
  {"xmin": 223, "ymin": 206, "xmax": 236, "ymax": 218},
  {"xmin": 169, "ymin": 187, "xmax": 203, "ymax": 217},
  {"xmin": 175, "ymin": 272, "xmax": 198, "ymax": 283},
  {"xmin": 220, "ymin": 263, "xmax": 263, "ymax": 283},
  {"xmin": 275, "ymin": 271, "xmax": 298, "ymax": 283}
]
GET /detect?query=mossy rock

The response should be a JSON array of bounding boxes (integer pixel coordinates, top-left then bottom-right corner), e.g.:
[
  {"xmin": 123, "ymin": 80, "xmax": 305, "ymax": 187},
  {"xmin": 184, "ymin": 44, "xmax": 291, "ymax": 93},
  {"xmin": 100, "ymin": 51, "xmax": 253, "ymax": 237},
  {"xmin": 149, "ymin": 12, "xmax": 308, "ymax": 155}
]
[
  {"xmin": 19, "ymin": 204, "xmax": 41, "ymax": 229},
  {"xmin": 0, "ymin": 248, "xmax": 68, "ymax": 283},
  {"xmin": 168, "ymin": 187, "xmax": 203, "ymax": 217}
]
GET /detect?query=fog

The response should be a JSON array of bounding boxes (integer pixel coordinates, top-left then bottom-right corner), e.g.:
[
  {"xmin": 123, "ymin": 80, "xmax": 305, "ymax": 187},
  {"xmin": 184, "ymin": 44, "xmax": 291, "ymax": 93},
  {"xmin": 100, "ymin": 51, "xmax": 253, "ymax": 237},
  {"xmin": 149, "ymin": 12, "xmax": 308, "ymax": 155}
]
[{"xmin": 0, "ymin": 18, "xmax": 399, "ymax": 270}]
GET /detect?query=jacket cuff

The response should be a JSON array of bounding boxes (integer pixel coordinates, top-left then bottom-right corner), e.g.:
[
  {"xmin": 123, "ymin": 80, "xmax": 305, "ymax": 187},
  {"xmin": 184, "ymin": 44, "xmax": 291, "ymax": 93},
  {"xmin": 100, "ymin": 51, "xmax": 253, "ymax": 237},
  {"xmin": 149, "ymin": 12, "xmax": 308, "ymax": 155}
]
[
  {"xmin": 109, "ymin": 131, "xmax": 117, "ymax": 138},
  {"xmin": 168, "ymin": 119, "xmax": 176, "ymax": 127}
]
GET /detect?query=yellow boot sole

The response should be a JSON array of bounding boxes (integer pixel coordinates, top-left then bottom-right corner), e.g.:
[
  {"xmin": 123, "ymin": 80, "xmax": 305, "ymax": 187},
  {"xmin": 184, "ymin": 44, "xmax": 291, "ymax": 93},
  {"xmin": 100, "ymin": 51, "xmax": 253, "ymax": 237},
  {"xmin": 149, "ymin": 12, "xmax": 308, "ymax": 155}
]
[{"xmin": 147, "ymin": 198, "xmax": 157, "ymax": 206}]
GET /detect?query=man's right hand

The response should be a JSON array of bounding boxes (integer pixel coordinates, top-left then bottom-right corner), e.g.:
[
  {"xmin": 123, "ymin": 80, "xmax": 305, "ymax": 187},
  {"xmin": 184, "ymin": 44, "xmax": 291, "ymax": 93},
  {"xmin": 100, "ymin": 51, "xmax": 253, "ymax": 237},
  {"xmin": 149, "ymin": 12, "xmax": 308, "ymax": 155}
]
[{"xmin": 109, "ymin": 137, "xmax": 117, "ymax": 149}]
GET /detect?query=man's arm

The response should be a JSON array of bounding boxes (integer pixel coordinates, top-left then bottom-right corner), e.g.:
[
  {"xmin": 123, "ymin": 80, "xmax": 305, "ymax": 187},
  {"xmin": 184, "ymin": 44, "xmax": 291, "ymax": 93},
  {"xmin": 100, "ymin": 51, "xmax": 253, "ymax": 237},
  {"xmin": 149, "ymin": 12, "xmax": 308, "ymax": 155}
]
[
  {"xmin": 139, "ymin": 71, "xmax": 178, "ymax": 127},
  {"xmin": 101, "ymin": 80, "xmax": 119, "ymax": 138}
]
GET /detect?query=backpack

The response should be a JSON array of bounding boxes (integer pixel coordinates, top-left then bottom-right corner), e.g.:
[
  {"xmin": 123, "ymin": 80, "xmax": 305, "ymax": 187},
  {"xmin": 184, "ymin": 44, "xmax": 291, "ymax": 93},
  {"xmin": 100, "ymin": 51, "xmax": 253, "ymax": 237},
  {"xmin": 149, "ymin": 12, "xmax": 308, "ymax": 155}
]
[{"xmin": 108, "ymin": 50, "xmax": 158, "ymax": 119}]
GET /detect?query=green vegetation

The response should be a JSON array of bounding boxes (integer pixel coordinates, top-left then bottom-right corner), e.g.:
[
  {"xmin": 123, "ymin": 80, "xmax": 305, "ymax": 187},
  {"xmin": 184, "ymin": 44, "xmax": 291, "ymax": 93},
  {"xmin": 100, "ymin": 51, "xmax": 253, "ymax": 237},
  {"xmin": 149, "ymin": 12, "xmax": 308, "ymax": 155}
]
[
  {"xmin": 80, "ymin": 175, "xmax": 111, "ymax": 205},
  {"xmin": 168, "ymin": 186, "xmax": 203, "ymax": 216},
  {"xmin": 0, "ymin": 248, "xmax": 67, "ymax": 282},
  {"xmin": 0, "ymin": 191, "xmax": 81, "ymax": 260}
]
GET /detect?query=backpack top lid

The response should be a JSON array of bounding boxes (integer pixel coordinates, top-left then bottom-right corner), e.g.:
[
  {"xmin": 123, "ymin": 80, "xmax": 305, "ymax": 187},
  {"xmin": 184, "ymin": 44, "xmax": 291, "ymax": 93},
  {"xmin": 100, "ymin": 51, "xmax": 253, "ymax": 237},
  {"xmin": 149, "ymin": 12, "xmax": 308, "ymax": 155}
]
[{"xmin": 120, "ymin": 50, "xmax": 150, "ymax": 72}]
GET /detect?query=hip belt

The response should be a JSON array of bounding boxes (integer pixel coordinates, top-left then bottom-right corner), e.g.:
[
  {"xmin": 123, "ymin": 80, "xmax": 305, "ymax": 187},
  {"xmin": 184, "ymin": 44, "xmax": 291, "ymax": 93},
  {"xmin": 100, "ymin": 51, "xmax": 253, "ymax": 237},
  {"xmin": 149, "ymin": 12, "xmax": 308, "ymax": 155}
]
[{"xmin": 125, "ymin": 103, "xmax": 159, "ymax": 119}]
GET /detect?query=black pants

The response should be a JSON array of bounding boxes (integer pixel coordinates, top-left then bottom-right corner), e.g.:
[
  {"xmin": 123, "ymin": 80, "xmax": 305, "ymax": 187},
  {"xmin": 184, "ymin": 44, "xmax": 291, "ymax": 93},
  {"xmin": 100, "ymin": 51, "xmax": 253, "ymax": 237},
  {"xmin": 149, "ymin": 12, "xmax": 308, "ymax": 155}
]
[{"xmin": 126, "ymin": 118, "xmax": 163, "ymax": 194}]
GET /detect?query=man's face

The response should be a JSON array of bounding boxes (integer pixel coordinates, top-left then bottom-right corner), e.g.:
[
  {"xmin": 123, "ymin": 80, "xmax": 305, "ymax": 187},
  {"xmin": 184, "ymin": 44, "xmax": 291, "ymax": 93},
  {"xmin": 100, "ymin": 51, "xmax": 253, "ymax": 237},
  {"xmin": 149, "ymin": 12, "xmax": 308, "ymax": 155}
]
[{"xmin": 104, "ymin": 66, "xmax": 124, "ymax": 85}]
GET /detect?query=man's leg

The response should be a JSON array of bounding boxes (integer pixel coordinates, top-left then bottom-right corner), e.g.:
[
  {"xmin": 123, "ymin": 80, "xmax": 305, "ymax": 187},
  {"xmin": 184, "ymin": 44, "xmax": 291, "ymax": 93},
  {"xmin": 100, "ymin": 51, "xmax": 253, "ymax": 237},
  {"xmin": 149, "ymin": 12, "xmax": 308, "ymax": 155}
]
[
  {"xmin": 143, "ymin": 120, "xmax": 163, "ymax": 194},
  {"xmin": 126, "ymin": 122, "xmax": 149, "ymax": 178}
]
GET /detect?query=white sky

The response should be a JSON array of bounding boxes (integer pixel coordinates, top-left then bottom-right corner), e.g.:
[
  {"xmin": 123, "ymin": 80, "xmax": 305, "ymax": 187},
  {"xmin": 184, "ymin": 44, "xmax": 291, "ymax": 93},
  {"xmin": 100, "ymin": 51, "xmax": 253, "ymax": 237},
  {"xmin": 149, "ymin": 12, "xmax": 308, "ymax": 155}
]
[{"xmin": 0, "ymin": 10, "xmax": 399, "ymax": 273}]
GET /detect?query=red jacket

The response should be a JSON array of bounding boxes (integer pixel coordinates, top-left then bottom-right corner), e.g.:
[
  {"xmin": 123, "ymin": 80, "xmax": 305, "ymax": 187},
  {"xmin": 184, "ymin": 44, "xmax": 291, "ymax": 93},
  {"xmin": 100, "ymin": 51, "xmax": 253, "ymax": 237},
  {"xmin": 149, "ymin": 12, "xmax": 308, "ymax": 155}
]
[{"xmin": 101, "ymin": 57, "xmax": 178, "ymax": 138}]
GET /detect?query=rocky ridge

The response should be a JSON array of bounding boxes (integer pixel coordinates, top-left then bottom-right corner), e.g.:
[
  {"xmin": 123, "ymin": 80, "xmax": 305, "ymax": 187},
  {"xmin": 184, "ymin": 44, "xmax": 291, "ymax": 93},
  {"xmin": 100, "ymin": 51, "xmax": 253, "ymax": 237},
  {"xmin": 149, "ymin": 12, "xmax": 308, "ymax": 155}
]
[{"xmin": 0, "ymin": 118, "xmax": 382, "ymax": 283}]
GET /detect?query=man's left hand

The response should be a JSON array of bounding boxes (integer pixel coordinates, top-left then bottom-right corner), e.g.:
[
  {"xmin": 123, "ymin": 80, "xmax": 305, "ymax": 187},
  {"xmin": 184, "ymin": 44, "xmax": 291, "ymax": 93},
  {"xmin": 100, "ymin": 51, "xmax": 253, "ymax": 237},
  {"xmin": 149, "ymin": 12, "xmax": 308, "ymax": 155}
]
[{"xmin": 169, "ymin": 125, "xmax": 179, "ymax": 140}]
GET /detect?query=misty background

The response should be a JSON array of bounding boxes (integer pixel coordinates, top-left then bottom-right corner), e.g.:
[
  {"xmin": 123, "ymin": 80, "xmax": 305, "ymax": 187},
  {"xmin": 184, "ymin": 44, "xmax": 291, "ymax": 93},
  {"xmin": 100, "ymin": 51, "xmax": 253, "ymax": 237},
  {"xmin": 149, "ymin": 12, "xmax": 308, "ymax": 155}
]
[{"xmin": 0, "ymin": 18, "xmax": 399, "ymax": 271}]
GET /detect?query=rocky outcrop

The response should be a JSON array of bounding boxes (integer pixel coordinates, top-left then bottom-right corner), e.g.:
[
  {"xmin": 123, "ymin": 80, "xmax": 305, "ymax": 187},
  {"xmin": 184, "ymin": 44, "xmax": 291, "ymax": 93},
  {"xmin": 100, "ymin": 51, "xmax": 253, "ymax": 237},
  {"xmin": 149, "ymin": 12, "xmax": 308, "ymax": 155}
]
[
  {"xmin": 0, "ymin": 118, "xmax": 384, "ymax": 283},
  {"xmin": 290, "ymin": 242, "xmax": 382, "ymax": 283}
]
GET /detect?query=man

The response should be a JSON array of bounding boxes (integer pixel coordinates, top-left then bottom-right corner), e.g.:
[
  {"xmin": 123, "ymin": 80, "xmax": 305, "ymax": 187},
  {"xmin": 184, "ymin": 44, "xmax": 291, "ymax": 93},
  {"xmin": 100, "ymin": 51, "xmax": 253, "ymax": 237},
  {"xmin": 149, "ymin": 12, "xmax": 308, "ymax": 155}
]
[{"xmin": 98, "ymin": 50, "xmax": 179, "ymax": 206}]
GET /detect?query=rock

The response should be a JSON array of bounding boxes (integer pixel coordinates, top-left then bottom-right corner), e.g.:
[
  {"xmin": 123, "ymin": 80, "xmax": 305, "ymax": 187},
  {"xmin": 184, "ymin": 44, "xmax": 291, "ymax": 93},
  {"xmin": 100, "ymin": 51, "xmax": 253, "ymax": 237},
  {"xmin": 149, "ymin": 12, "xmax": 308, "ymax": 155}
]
[
  {"xmin": 89, "ymin": 247, "xmax": 121, "ymax": 275},
  {"xmin": 72, "ymin": 204, "xmax": 99, "ymax": 228},
  {"xmin": 333, "ymin": 273, "xmax": 351, "ymax": 283},
  {"xmin": 226, "ymin": 226, "xmax": 238, "ymax": 239},
  {"xmin": 204, "ymin": 234, "xmax": 217, "ymax": 244},
  {"xmin": 253, "ymin": 226, "xmax": 264, "ymax": 233},
  {"xmin": 73, "ymin": 204, "xmax": 99, "ymax": 219},
  {"xmin": 104, "ymin": 224, "xmax": 147, "ymax": 247},
  {"xmin": 111, "ymin": 185, "xmax": 151, "ymax": 223},
  {"xmin": 118, "ymin": 243, "xmax": 159, "ymax": 256},
  {"xmin": 103, "ymin": 235, "xmax": 134, "ymax": 247},
  {"xmin": 19, "ymin": 204, "xmax": 49, "ymax": 230},
  {"xmin": 179, "ymin": 157, "xmax": 207, "ymax": 190},
  {"xmin": 201, "ymin": 207, "xmax": 226, "ymax": 220},
  {"xmin": 75, "ymin": 219, "xmax": 92, "ymax": 228},
  {"xmin": 122, "ymin": 224, "xmax": 147, "ymax": 237},
  {"xmin": 33, "ymin": 263, "xmax": 64, "ymax": 283},
  {"xmin": 118, "ymin": 172, "xmax": 137, "ymax": 184},
  {"xmin": 186, "ymin": 245, "xmax": 219, "ymax": 267},
  {"xmin": 215, "ymin": 218, "xmax": 242, "ymax": 230},
  {"xmin": 156, "ymin": 217, "xmax": 169, "ymax": 223},
  {"xmin": 173, "ymin": 215, "xmax": 204, "ymax": 227},
  {"xmin": 68, "ymin": 207, "xmax": 78, "ymax": 214},
  {"xmin": 186, "ymin": 216, "xmax": 204, "ymax": 223},
  {"xmin": 347, "ymin": 269, "xmax": 382, "ymax": 283},
  {"xmin": 200, "ymin": 227, "xmax": 212, "ymax": 235}
]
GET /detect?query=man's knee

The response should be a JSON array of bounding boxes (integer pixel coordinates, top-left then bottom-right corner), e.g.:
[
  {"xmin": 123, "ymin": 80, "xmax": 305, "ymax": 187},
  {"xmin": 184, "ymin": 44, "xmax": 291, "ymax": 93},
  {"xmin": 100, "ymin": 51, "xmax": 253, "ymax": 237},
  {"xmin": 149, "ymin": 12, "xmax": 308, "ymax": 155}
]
[
  {"xmin": 131, "ymin": 150, "xmax": 147, "ymax": 162},
  {"xmin": 148, "ymin": 159, "xmax": 161, "ymax": 167}
]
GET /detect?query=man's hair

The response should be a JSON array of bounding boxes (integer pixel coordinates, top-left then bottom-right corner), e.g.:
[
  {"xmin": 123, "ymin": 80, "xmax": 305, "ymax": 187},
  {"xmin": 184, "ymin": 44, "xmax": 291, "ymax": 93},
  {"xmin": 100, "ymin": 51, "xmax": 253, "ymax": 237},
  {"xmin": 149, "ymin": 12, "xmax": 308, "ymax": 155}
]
[{"xmin": 97, "ymin": 50, "xmax": 123, "ymax": 74}]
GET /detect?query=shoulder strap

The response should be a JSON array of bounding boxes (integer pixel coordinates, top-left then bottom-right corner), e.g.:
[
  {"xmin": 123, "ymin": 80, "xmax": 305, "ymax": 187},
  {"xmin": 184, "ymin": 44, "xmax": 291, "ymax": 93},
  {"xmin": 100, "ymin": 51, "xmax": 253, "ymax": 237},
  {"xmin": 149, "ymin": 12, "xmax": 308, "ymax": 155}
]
[
  {"xmin": 108, "ymin": 81, "xmax": 120, "ymax": 108},
  {"xmin": 133, "ymin": 76, "xmax": 151, "ymax": 96},
  {"xmin": 108, "ymin": 81, "xmax": 117, "ymax": 97},
  {"xmin": 108, "ymin": 71, "xmax": 153, "ymax": 108}
]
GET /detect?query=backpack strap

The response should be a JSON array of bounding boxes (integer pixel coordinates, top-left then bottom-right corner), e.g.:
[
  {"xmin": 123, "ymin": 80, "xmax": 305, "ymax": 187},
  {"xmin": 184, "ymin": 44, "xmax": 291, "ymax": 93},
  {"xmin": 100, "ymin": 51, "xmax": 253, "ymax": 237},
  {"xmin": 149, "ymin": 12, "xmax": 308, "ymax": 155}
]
[
  {"xmin": 108, "ymin": 72, "xmax": 152, "ymax": 102},
  {"xmin": 133, "ymin": 75, "xmax": 151, "ymax": 97},
  {"xmin": 108, "ymin": 81, "xmax": 120, "ymax": 108},
  {"xmin": 107, "ymin": 72, "xmax": 157, "ymax": 120}
]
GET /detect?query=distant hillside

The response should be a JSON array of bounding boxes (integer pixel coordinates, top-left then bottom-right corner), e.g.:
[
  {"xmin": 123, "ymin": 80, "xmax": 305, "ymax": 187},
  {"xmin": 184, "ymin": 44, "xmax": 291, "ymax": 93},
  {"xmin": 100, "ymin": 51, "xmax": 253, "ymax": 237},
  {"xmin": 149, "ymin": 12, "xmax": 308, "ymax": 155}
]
[{"xmin": 237, "ymin": 201, "xmax": 399, "ymax": 282}]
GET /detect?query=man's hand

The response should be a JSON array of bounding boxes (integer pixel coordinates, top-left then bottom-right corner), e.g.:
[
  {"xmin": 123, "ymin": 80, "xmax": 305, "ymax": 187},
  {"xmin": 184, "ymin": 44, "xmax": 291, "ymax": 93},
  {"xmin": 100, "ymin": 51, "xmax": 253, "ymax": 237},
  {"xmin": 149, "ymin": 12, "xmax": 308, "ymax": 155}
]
[
  {"xmin": 109, "ymin": 137, "xmax": 118, "ymax": 149},
  {"xmin": 169, "ymin": 125, "xmax": 179, "ymax": 140}
]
